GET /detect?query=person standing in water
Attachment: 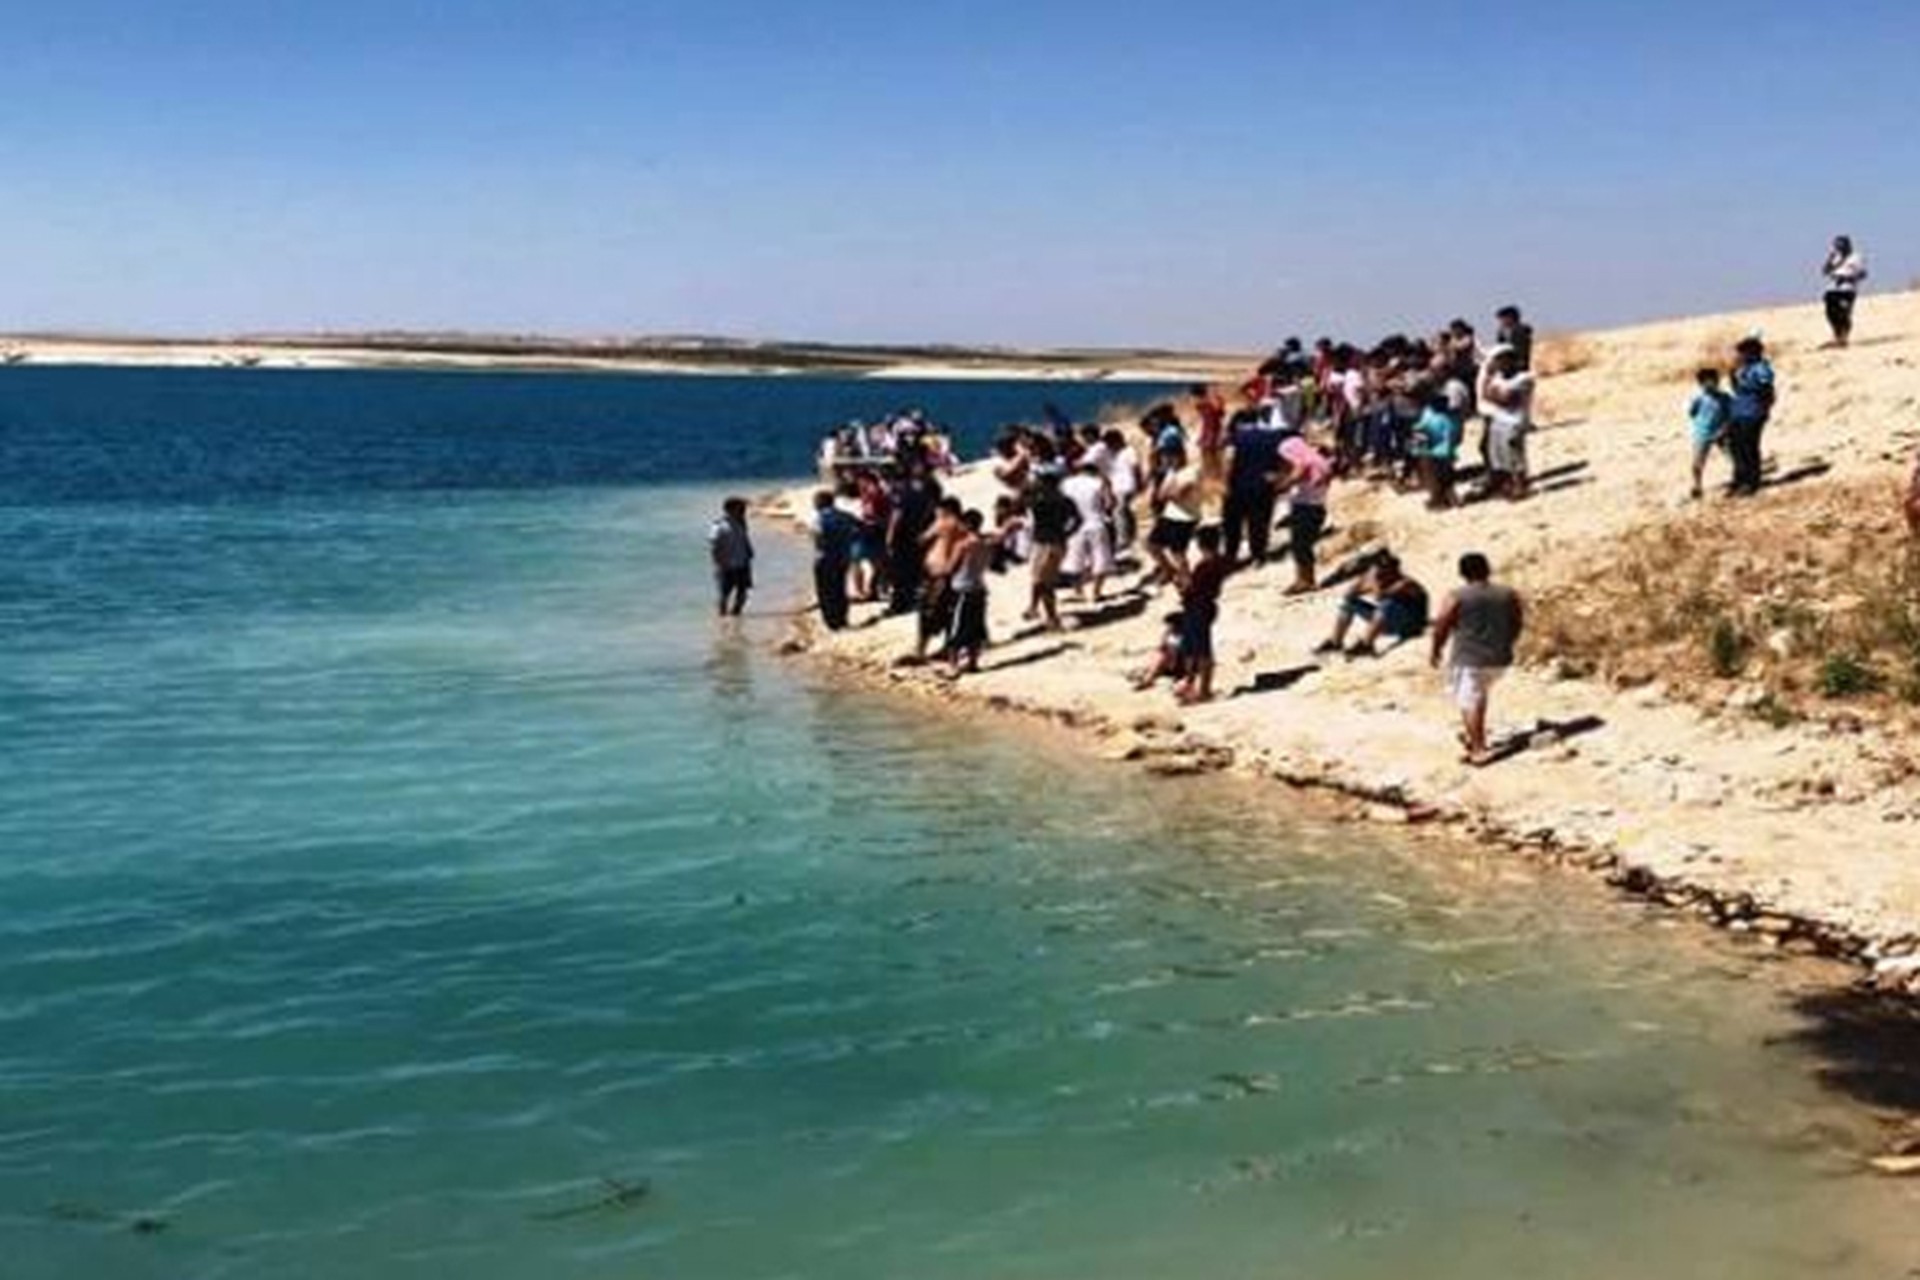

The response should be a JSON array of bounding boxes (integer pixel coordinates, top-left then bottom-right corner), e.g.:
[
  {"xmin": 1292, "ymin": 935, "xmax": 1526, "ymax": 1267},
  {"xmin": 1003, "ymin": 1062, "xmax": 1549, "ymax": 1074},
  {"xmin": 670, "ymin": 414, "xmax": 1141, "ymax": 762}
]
[
  {"xmin": 1821, "ymin": 235, "xmax": 1867, "ymax": 347},
  {"xmin": 1430, "ymin": 552, "xmax": 1524, "ymax": 767},
  {"xmin": 708, "ymin": 496, "xmax": 755, "ymax": 617}
]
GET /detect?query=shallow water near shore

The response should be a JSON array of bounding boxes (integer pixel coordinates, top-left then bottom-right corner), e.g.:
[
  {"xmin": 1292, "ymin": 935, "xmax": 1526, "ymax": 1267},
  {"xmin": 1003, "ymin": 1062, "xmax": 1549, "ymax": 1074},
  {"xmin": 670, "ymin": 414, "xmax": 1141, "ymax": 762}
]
[{"xmin": 2, "ymin": 368, "xmax": 1915, "ymax": 1278}]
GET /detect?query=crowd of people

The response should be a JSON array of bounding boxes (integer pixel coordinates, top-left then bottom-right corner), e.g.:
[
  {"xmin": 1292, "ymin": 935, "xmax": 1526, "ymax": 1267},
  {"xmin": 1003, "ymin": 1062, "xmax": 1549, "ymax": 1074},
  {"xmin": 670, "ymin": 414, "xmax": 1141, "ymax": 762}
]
[
  {"xmin": 815, "ymin": 409, "xmax": 961, "ymax": 487},
  {"xmin": 711, "ymin": 233, "xmax": 1893, "ymax": 765}
]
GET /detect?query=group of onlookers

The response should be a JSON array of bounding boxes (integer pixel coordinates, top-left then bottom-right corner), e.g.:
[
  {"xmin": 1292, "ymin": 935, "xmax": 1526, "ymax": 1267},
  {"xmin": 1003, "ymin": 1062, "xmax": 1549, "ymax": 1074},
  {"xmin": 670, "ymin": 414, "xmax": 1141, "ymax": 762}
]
[
  {"xmin": 707, "ymin": 232, "xmax": 1908, "ymax": 762},
  {"xmin": 1223, "ymin": 307, "xmax": 1540, "ymax": 509},
  {"xmin": 816, "ymin": 410, "xmax": 960, "ymax": 488}
]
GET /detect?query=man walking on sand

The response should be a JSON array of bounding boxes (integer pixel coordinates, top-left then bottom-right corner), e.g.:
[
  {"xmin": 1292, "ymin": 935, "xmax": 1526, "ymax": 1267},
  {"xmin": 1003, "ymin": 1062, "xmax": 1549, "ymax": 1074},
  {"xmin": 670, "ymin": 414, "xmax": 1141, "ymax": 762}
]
[{"xmin": 1430, "ymin": 552, "xmax": 1523, "ymax": 767}]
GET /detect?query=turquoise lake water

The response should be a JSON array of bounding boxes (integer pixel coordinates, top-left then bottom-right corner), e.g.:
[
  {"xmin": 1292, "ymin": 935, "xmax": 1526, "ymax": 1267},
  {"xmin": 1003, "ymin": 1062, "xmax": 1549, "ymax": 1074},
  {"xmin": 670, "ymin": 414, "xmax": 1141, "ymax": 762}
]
[{"xmin": 1, "ymin": 369, "xmax": 1914, "ymax": 1278}]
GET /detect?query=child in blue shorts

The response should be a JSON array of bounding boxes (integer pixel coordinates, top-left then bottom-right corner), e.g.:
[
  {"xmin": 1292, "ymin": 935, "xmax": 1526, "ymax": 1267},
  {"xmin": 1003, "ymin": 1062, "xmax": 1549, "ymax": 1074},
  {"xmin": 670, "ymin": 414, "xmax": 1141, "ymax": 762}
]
[{"xmin": 1688, "ymin": 368, "xmax": 1731, "ymax": 499}]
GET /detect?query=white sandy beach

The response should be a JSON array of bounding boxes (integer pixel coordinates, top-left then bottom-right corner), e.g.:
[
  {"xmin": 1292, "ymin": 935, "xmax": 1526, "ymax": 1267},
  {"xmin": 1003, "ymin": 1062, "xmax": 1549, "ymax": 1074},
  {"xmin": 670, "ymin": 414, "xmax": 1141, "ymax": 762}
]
[{"xmin": 0, "ymin": 335, "xmax": 1243, "ymax": 383}]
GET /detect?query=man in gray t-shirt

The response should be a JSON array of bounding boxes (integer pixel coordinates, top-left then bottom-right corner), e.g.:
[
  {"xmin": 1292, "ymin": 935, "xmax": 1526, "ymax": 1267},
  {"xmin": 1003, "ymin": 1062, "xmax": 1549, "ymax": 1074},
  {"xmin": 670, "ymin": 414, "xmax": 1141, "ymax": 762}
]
[{"xmin": 1429, "ymin": 552, "xmax": 1524, "ymax": 766}]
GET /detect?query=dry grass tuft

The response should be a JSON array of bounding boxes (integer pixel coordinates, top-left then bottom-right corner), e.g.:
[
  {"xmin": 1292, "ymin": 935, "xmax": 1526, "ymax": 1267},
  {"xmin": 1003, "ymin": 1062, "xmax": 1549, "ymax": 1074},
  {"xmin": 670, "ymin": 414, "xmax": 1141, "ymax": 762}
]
[
  {"xmin": 1533, "ymin": 334, "xmax": 1600, "ymax": 377},
  {"xmin": 1526, "ymin": 477, "xmax": 1920, "ymax": 726}
]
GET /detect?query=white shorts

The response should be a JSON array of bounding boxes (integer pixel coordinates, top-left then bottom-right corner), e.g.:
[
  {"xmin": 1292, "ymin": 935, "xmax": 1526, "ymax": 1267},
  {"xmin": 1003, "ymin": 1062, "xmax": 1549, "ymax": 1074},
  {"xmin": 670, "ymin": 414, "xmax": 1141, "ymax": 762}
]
[
  {"xmin": 1447, "ymin": 664, "xmax": 1505, "ymax": 711},
  {"xmin": 1487, "ymin": 421, "xmax": 1530, "ymax": 476},
  {"xmin": 1063, "ymin": 524, "xmax": 1115, "ymax": 577}
]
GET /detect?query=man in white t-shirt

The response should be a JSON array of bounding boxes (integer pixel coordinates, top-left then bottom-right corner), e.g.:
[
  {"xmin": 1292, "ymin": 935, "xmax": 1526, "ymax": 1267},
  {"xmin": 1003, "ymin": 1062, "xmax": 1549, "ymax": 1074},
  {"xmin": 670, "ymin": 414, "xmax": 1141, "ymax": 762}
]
[
  {"xmin": 1476, "ymin": 345, "xmax": 1535, "ymax": 500},
  {"xmin": 1097, "ymin": 427, "xmax": 1142, "ymax": 549},
  {"xmin": 1060, "ymin": 461, "xmax": 1115, "ymax": 602}
]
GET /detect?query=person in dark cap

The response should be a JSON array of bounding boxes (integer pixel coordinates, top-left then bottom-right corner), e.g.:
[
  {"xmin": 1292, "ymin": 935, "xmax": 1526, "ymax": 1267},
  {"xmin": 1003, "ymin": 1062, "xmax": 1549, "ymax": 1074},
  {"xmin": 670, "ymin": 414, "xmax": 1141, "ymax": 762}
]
[
  {"xmin": 1495, "ymin": 305, "xmax": 1534, "ymax": 371},
  {"xmin": 1725, "ymin": 334, "xmax": 1776, "ymax": 496}
]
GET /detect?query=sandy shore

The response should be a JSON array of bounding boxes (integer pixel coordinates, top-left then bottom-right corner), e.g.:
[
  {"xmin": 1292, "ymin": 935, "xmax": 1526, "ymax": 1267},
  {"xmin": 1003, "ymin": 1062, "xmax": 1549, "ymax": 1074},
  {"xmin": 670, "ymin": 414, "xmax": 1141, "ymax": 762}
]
[
  {"xmin": 776, "ymin": 290, "xmax": 1920, "ymax": 998},
  {"xmin": 0, "ymin": 335, "xmax": 1243, "ymax": 383}
]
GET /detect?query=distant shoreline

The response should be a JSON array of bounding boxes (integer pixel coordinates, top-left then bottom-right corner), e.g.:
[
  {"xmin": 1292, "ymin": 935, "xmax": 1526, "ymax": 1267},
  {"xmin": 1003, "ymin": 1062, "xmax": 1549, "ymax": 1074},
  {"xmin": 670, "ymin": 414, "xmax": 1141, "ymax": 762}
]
[{"xmin": 0, "ymin": 332, "xmax": 1248, "ymax": 384}]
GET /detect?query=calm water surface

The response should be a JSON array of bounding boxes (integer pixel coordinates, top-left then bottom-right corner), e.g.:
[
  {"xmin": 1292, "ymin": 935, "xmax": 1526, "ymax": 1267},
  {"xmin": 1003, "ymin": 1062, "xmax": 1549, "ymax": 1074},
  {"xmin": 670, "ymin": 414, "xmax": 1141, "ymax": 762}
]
[{"xmin": 1, "ymin": 368, "xmax": 1914, "ymax": 1278}]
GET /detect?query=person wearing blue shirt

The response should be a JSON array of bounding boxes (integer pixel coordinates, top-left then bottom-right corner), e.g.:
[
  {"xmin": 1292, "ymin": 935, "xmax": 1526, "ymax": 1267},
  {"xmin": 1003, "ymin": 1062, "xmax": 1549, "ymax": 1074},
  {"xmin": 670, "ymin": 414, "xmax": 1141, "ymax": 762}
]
[
  {"xmin": 809, "ymin": 489, "xmax": 860, "ymax": 629},
  {"xmin": 1410, "ymin": 396, "xmax": 1462, "ymax": 509},
  {"xmin": 1687, "ymin": 368, "xmax": 1732, "ymax": 499},
  {"xmin": 1222, "ymin": 407, "xmax": 1284, "ymax": 564},
  {"xmin": 1726, "ymin": 335, "xmax": 1777, "ymax": 496}
]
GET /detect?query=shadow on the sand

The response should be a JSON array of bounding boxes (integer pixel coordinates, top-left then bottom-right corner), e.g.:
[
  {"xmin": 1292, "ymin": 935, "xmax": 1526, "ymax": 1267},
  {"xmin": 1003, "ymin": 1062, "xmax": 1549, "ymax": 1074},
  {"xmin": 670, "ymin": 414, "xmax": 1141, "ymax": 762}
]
[
  {"xmin": 1230, "ymin": 663, "xmax": 1320, "ymax": 698},
  {"xmin": 1533, "ymin": 459, "xmax": 1591, "ymax": 485},
  {"xmin": 1067, "ymin": 593, "xmax": 1151, "ymax": 630},
  {"xmin": 1775, "ymin": 986, "xmax": 1920, "ymax": 1117},
  {"xmin": 1760, "ymin": 460, "xmax": 1834, "ymax": 491},
  {"xmin": 979, "ymin": 641, "xmax": 1079, "ymax": 673},
  {"xmin": 1458, "ymin": 459, "xmax": 1592, "ymax": 507},
  {"xmin": 1479, "ymin": 714, "xmax": 1606, "ymax": 765}
]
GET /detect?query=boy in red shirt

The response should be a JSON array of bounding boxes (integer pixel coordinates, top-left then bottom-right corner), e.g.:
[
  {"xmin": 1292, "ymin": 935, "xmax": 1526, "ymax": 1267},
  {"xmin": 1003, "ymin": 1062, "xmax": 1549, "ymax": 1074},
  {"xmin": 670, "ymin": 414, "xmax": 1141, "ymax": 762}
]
[{"xmin": 1175, "ymin": 525, "xmax": 1232, "ymax": 704}]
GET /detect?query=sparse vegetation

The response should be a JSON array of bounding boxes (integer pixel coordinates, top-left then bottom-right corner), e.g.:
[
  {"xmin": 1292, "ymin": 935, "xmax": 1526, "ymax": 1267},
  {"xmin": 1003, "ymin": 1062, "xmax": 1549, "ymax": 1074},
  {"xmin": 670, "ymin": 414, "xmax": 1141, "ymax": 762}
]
[
  {"xmin": 1707, "ymin": 617, "xmax": 1750, "ymax": 677},
  {"xmin": 1527, "ymin": 479, "xmax": 1920, "ymax": 726},
  {"xmin": 1534, "ymin": 334, "xmax": 1599, "ymax": 377},
  {"xmin": 1819, "ymin": 653, "xmax": 1884, "ymax": 698}
]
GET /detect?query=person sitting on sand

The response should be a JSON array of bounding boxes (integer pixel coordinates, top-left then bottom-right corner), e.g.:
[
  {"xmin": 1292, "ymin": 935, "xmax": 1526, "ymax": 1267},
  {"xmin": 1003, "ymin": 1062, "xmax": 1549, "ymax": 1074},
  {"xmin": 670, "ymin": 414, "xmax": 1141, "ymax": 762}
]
[
  {"xmin": 1429, "ymin": 552, "xmax": 1524, "ymax": 767},
  {"xmin": 1314, "ymin": 551, "xmax": 1429, "ymax": 657},
  {"xmin": 943, "ymin": 510, "xmax": 993, "ymax": 677},
  {"xmin": 1274, "ymin": 432, "xmax": 1334, "ymax": 595},
  {"xmin": 708, "ymin": 496, "xmax": 755, "ymax": 618},
  {"xmin": 1131, "ymin": 611, "xmax": 1191, "ymax": 692},
  {"xmin": 809, "ymin": 490, "xmax": 860, "ymax": 631},
  {"xmin": 1060, "ymin": 459, "xmax": 1116, "ymax": 602},
  {"xmin": 1024, "ymin": 472, "xmax": 1080, "ymax": 632},
  {"xmin": 1175, "ymin": 525, "xmax": 1233, "ymax": 704},
  {"xmin": 1821, "ymin": 235, "xmax": 1867, "ymax": 348},
  {"xmin": 1726, "ymin": 335, "xmax": 1776, "ymax": 496},
  {"xmin": 1687, "ymin": 367, "xmax": 1732, "ymax": 500},
  {"xmin": 1147, "ymin": 440, "xmax": 1203, "ymax": 587},
  {"xmin": 1476, "ymin": 345, "xmax": 1535, "ymax": 500}
]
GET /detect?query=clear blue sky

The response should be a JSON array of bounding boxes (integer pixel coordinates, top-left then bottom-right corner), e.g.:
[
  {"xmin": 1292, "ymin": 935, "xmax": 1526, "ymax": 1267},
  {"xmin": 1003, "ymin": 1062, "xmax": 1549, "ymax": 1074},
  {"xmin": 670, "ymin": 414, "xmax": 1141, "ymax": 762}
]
[{"xmin": 7, "ymin": 0, "xmax": 1917, "ymax": 348}]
